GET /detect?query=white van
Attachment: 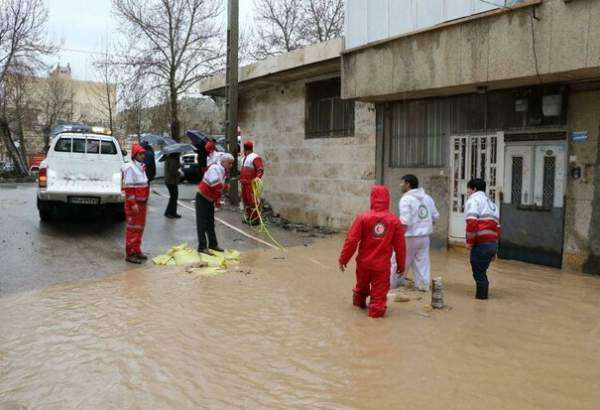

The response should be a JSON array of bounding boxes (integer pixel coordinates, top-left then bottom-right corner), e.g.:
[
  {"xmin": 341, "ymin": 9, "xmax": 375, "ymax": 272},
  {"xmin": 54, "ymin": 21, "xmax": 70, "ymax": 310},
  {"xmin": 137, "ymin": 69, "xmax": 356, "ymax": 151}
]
[{"xmin": 37, "ymin": 130, "xmax": 126, "ymax": 221}]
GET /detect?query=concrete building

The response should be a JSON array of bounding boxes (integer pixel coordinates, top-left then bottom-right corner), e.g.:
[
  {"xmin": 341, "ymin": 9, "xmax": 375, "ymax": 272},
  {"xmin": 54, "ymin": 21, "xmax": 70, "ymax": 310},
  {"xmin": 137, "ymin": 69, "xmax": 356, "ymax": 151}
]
[
  {"xmin": 200, "ymin": 0, "xmax": 600, "ymax": 274},
  {"xmin": 0, "ymin": 64, "xmax": 117, "ymax": 166},
  {"xmin": 199, "ymin": 39, "xmax": 377, "ymax": 228},
  {"xmin": 343, "ymin": 0, "xmax": 600, "ymax": 274}
]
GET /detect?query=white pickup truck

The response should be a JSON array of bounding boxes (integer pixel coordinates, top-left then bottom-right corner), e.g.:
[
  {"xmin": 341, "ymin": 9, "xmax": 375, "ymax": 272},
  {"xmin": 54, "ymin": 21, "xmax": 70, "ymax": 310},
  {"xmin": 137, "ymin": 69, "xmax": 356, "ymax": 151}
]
[{"xmin": 37, "ymin": 130, "xmax": 126, "ymax": 222}]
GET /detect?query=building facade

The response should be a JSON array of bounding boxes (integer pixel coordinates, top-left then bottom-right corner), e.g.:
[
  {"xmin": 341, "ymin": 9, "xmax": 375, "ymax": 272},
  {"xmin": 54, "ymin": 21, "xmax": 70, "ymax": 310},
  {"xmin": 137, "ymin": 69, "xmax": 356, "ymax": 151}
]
[
  {"xmin": 199, "ymin": 0, "xmax": 600, "ymax": 274},
  {"xmin": 342, "ymin": 0, "xmax": 600, "ymax": 273},
  {"xmin": 199, "ymin": 40, "xmax": 377, "ymax": 228}
]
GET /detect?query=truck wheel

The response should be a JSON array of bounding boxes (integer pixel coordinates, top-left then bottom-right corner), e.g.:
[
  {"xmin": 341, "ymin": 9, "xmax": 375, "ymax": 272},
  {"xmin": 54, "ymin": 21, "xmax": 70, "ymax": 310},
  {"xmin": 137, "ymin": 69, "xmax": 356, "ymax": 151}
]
[
  {"xmin": 37, "ymin": 198, "xmax": 53, "ymax": 222},
  {"xmin": 113, "ymin": 206, "xmax": 126, "ymax": 222},
  {"xmin": 39, "ymin": 208, "xmax": 53, "ymax": 222}
]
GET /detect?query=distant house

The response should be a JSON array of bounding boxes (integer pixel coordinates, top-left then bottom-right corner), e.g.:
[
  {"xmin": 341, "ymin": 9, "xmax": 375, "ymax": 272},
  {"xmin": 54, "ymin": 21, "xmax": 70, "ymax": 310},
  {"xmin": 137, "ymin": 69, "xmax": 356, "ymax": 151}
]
[{"xmin": 0, "ymin": 63, "xmax": 117, "ymax": 166}]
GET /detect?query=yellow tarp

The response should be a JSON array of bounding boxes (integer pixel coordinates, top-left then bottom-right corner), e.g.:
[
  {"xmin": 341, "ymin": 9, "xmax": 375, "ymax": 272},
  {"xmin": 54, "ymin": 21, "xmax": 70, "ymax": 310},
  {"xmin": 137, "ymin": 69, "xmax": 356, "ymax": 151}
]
[{"xmin": 152, "ymin": 243, "xmax": 241, "ymax": 273}]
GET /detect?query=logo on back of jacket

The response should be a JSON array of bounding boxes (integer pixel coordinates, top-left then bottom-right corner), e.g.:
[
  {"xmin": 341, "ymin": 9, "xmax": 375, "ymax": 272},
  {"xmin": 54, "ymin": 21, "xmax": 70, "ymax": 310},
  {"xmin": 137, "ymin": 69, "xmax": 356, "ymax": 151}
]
[
  {"xmin": 418, "ymin": 204, "xmax": 429, "ymax": 220},
  {"xmin": 373, "ymin": 220, "xmax": 387, "ymax": 238}
]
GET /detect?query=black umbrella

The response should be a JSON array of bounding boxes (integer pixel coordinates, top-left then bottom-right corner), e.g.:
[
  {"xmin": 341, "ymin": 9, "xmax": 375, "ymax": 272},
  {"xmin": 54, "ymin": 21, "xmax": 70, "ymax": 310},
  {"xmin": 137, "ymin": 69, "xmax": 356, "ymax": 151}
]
[
  {"xmin": 186, "ymin": 130, "xmax": 210, "ymax": 145},
  {"xmin": 158, "ymin": 143, "xmax": 195, "ymax": 161}
]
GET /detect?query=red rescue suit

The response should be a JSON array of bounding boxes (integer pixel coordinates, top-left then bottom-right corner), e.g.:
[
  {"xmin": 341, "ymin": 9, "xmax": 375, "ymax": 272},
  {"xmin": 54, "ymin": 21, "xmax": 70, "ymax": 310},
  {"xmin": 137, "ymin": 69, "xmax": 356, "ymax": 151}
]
[
  {"xmin": 239, "ymin": 142, "xmax": 264, "ymax": 223},
  {"xmin": 123, "ymin": 144, "xmax": 150, "ymax": 257},
  {"xmin": 339, "ymin": 186, "xmax": 406, "ymax": 318}
]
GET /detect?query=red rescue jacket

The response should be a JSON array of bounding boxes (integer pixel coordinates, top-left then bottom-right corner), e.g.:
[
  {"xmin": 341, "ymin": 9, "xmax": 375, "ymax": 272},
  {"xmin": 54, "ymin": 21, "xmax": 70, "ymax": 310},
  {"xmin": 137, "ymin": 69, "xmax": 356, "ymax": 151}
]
[
  {"xmin": 240, "ymin": 152, "xmax": 264, "ymax": 184},
  {"xmin": 339, "ymin": 186, "xmax": 406, "ymax": 273}
]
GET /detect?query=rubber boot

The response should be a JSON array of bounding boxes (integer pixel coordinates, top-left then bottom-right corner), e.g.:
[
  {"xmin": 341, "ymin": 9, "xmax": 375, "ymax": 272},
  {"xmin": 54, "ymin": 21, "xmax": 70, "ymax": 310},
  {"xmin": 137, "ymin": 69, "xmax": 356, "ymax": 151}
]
[
  {"xmin": 353, "ymin": 293, "xmax": 367, "ymax": 309},
  {"xmin": 476, "ymin": 285, "xmax": 489, "ymax": 300}
]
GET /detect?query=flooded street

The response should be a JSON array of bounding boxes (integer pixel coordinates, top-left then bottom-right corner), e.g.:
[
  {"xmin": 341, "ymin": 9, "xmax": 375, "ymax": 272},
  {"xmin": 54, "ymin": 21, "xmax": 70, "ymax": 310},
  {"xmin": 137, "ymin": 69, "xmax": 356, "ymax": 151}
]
[{"xmin": 1, "ymin": 237, "xmax": 599, "ymax": 409}]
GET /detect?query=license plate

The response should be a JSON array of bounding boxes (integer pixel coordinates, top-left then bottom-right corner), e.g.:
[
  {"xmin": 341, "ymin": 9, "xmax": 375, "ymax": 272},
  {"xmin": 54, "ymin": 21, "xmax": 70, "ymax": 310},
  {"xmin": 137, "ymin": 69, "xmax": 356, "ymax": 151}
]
[
  {"xmin": 184, "ymin": 165, "xmax": 191, "ymax": 169},
  {"xmin": 69, "ymin": 196, "xmax": 100, "ymax": 205}
]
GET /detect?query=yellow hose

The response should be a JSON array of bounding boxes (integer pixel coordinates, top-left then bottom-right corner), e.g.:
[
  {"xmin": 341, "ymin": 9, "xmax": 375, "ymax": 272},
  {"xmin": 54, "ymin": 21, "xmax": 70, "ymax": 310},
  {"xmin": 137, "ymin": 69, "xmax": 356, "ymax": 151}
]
[{"xmin": 247, "ymin": 178, "xmax": 286, "ymax": 251}]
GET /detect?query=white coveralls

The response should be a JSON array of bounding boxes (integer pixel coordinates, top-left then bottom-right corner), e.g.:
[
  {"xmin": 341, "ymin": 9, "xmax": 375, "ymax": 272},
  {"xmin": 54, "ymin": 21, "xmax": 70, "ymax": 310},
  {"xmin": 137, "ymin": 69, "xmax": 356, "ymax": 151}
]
[{"xmin": 390, "ymin": 188, "xmax": 440, "ymax": 290}]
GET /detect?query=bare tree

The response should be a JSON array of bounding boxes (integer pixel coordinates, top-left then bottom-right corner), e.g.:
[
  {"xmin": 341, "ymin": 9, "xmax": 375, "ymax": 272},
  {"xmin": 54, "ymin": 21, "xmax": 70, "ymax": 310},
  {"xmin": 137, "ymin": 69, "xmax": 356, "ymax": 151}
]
[
  {"xmin": 120, "ymin": 78, "xmax": 148, "ymax": 137},
  {"xmin": 0, "ymin": 0, "xmax": 55, "ymax": 175},
  {"xmin": 251, "ymin": 0, "xmax": 344, "ymax": 60},
  {"xmin": 113, "ymin": 0, "xmax": 223, "ymax": 141},
  {"xmin": 252, "ymin": 0, "xmax": 303, "ymax": 59},
  {"xmin": 90, "ymin": 48, "xmax": 119, "ymax": 134},
  {"xmin": 299, "ymin": 0, "xmax": 344, "ymax": 43},
  {"xmin": 0, "ymin": 72, "xmax": 31, "ymax": 173},
  {"xmin": 39, "ymin": 71, "xmax": 74, "ymax": 149}
]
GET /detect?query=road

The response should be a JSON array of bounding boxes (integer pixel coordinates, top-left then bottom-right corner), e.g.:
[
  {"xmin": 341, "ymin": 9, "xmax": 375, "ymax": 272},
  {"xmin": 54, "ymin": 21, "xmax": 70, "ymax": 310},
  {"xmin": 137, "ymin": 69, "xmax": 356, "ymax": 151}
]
[{"xmin": 0, "ymin": 182, "xmax": 309, "ymax": 296}]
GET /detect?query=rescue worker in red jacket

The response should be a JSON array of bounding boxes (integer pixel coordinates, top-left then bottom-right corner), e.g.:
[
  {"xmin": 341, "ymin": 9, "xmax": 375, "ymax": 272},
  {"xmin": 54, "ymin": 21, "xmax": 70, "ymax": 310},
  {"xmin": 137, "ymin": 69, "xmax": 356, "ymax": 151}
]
[
  {"xmin": 339, "ymin": 185, "xmax": 406, "ymax": 318},
  {"xmin": 239, "ymin": 140, "xmax": 264, "ymax": 225},
  {"xmin": 122, "ymin": 143, "xmax": 150, "ymax": 264},
  {"xmin": 196, "ymin": 153, "xmax": 235, "ymax": 254}
]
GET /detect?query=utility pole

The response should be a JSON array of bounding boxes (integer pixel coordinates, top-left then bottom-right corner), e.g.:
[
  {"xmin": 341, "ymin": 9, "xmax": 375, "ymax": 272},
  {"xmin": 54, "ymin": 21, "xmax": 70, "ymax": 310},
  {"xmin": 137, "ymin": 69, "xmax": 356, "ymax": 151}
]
[{"xmin": 226, "ymin": 0, "xmax": 240, "ymax": 205}]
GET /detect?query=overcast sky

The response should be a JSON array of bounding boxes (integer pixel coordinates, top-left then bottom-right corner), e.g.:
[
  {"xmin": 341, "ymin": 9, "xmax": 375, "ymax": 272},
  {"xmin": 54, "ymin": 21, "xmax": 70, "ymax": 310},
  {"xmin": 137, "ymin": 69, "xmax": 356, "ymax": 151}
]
[{"xmin": 45, "ymin": 0, "xmax": 255, "ymax": 81}]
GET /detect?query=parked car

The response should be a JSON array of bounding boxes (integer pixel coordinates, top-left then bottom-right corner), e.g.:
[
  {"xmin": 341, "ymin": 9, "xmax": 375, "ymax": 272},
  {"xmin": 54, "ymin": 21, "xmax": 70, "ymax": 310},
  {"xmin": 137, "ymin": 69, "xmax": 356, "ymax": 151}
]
[
  {"xmin": 179, "ymin": 139, "xmax": 227, "ymax": 183},
  {"xmin": 37, "ymin": 127, "xmax": 126, "ymax": 222}
]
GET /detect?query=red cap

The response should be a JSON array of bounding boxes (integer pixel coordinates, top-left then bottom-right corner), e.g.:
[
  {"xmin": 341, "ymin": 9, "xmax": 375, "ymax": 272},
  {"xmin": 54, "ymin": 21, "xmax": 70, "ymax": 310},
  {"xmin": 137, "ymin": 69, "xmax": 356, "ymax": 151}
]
[
  {"xmin": 131, "ymin": 143, "xmax": 146, "ymax": 158},
  {"xmin": 205, "ymin": 141, "xmax": 215, "ymax": 154},
  {"xmin": 243, "ymin": 140, "xmax": 254, "ymax": 151}
]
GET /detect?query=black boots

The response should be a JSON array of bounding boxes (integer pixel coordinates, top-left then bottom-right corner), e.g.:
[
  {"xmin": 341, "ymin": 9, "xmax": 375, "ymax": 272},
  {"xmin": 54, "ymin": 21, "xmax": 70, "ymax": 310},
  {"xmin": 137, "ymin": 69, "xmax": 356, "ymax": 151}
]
[{"xmin": 476, "ymin": 286, "xmax": 489, "ymax": 300}]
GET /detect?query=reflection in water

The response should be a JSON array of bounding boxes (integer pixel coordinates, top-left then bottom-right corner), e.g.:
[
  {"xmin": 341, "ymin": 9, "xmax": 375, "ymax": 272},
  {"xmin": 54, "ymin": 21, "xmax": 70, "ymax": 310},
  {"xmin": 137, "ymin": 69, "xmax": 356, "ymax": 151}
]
[{"xmin": 1, "ymin": 238, "xmax": 599, "ymax": 409}]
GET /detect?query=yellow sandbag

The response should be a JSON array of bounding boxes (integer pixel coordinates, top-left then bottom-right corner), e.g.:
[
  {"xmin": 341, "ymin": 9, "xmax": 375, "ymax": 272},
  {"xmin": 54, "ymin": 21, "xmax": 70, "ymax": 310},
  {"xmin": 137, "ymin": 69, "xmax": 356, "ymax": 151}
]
[
  {"xmin": 153, "ymin": 254, "xmax": 174, "ymax": 265},
  {"xmin": 210, "ymin": 250, "xmax": 241, "ymax": 262},
  {"xmin": 172, "ymin": 249, "xmax": 203, "ymax": 265},
  {"xmin": 154, "ymin": 244, "xmax": 241, "ymax": 268},
  {"xmin": 199, "ymin": 253, "xmax": 227, "ymax": 268}
]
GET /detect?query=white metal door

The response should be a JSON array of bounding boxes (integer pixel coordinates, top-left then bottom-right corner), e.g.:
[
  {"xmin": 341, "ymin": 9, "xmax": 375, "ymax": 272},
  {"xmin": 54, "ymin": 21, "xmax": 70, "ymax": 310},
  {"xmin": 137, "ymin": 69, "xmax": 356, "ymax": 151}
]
[
  {"xmin": 449, "ymin": 132, "xmax": 504, "ymax": 241},
  {"xmin": 504, "ymin": 145, "xmax": 534, "ymax": 205},
  {"xmin": 503, "ymin": 142, "xmax": 566, "ymax": 208}
]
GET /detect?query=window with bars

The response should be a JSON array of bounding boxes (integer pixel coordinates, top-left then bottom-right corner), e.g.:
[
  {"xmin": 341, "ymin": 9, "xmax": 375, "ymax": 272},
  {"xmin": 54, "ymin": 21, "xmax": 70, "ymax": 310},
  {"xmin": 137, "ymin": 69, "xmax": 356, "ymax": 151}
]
[
  {"xmin": 543, "ymin": 156, "xmax": 556, "ymax": 209},
  {"xmin": 305, "ymin": 78, "xmax": 355, "ymax": 139},
  {"xmin": 511, "ymin": 157, "xmax": 523, "ymax": 205}
]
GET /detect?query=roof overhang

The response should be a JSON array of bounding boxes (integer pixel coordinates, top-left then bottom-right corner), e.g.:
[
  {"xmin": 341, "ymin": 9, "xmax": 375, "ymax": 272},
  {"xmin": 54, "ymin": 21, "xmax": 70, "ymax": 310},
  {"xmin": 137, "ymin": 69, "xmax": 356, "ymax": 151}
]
[{"xmin": 199, "ymin": 38, "xmax": 343, "ymax": 97}]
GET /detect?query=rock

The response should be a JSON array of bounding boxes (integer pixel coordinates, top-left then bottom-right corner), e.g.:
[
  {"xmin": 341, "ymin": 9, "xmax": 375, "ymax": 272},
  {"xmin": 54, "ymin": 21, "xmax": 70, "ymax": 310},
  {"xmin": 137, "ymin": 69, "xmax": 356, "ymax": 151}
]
[{"xmin": 393, "ymin": 293, "xmax": 411, "ymax": 303}]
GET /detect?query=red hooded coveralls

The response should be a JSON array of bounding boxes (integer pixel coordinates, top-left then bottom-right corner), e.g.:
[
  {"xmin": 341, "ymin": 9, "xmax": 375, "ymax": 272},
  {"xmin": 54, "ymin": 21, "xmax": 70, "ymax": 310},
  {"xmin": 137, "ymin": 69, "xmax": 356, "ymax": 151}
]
[
  {"xmin": 240, "ymin": 141, "xmax": 264, "ymax": 223},
  {"xmin": 339, "ymin": 186, "xmax": 406, "ymax": 318},
  {"xmin": 123, "ymin": 144, "xmax": 150, "ymax": 257}
]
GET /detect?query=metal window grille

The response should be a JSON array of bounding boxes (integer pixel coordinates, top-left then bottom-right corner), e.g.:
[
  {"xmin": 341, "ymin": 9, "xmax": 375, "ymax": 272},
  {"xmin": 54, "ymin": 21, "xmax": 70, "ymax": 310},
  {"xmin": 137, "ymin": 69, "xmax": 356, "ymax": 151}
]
[
  {"xmin": 543, "ymin": 156, "xmax": 556, "ymax": 209},
  {"xmin": 388, "ymin": 100, "xmax": 447, "ymax": 168},
  {"xmin": 305, "ymin": 79, "xmax": 355, "ymax": 139},
  {"xmin": 511, "ymin": 157, "xmax": 523, "ymax": 205}
]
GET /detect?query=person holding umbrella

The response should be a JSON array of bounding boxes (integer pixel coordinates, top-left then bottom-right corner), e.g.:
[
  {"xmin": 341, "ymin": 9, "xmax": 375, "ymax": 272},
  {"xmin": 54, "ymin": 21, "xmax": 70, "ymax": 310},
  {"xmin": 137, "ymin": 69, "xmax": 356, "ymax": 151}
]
[
  {"xmin": 164, "ymin": 152, "xmax": 181, "ymax": 219},
  {"xmin": 158, "ymin": 143, "xmax": 195, "ymax": 219}
]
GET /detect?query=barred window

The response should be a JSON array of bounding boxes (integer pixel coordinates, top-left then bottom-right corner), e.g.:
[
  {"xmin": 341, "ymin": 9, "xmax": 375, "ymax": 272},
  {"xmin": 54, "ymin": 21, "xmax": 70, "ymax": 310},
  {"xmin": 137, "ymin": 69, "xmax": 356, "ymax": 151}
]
[
  {"xmin": 305, "ymin": 78, "xmax": 355, "ymax": 139},
  {"xmin": 388, "ymin": 100, "xmax": 447, "ymax": 168}
]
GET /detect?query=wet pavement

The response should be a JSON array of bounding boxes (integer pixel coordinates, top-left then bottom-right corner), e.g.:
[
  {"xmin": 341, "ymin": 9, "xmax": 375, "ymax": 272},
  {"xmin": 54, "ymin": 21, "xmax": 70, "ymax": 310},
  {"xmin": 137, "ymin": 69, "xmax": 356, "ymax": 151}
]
[
  {"xmin": 1, "ymin": 236, "xmax": 599, "ymax": 409},
  {"xmin": 1, "ymin": 183, "xmax": 600, "ymax": 409},
  {"xmin": 0, "ymin": 183, "xmax": 309, "ymax": 296}
]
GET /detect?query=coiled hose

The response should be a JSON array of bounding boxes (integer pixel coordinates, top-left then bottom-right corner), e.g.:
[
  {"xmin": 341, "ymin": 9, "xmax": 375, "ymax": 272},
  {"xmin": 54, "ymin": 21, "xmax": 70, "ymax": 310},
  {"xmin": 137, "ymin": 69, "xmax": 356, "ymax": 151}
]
[{"xmin": 247, "ymin": 178, "xmax": 285, "ymax": 250}]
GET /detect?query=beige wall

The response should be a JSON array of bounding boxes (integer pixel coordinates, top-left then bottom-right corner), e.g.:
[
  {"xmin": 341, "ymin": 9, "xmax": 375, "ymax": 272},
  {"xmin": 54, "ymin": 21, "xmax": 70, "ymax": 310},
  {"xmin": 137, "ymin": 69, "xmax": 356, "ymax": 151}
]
[
  {"xmin": 564, "ymin": 89, "xmax": 600, "ymax": 271},
  {"xmin": 343, "ymin": 0, "xmax": 600, "ymax": 101},
  {"xmin": 239, "ymin": 79, "xmax": 376, "ymax": 229}
]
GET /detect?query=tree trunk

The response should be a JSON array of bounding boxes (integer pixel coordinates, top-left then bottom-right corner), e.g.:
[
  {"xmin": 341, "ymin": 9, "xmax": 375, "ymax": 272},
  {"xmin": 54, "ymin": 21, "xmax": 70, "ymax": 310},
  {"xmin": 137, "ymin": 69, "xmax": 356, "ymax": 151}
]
[
  {"xmin": 0, "ymin": 118, "xmax": 28, "ymax": 176},
  {"xmin": 169, "ymin": 85, "xmax": 180, "ymax": 141}
]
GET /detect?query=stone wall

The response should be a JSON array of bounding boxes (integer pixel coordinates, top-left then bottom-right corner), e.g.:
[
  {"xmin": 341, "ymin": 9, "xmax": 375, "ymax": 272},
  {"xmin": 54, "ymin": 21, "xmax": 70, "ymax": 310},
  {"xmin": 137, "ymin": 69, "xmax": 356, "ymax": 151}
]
[
  {"xmin": 238, "ymin": 80, "xmax": 376, "ymax": 229},
  {"xmin": 564, "ymin": 89, "xmax": 600, "ymax": 273}
]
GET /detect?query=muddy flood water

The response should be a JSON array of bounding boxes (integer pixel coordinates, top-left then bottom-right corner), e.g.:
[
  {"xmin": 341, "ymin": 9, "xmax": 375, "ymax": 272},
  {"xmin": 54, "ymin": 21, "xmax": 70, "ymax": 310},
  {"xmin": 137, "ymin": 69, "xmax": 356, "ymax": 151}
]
[{"xmin": 1, "ymin": 237, "xmax": 599, "ymax": 409}]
